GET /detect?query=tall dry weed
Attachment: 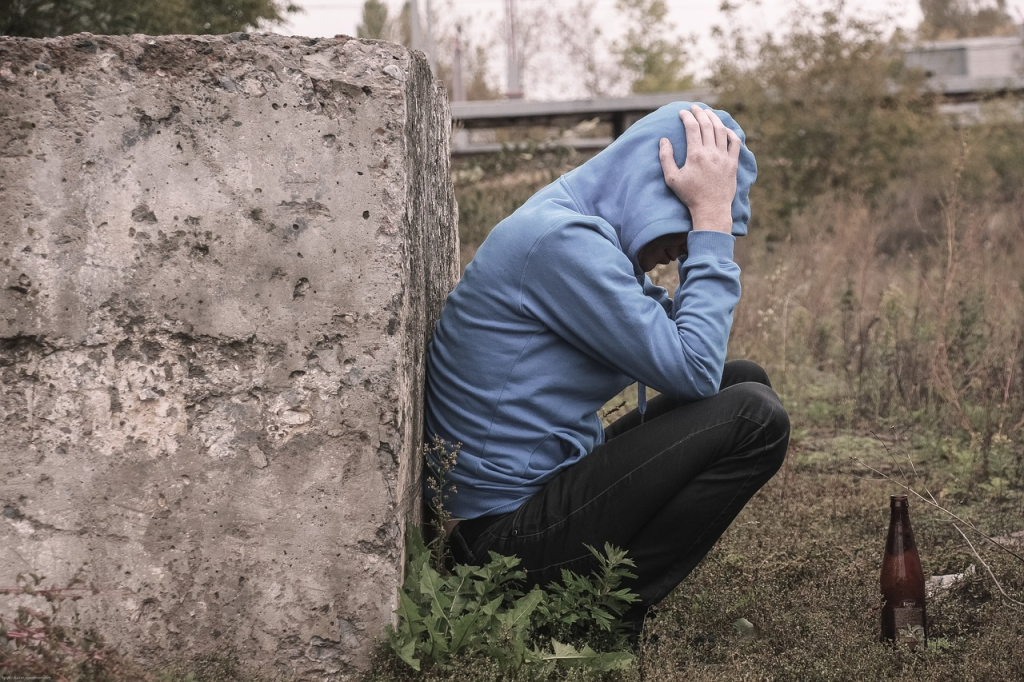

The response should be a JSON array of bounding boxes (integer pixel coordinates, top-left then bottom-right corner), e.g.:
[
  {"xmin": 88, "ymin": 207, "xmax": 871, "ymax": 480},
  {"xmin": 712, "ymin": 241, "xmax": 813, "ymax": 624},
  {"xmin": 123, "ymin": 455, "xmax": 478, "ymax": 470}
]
[{"xmin": 732, "ymin": 150, "xmax": 1024, "ymax": 451}]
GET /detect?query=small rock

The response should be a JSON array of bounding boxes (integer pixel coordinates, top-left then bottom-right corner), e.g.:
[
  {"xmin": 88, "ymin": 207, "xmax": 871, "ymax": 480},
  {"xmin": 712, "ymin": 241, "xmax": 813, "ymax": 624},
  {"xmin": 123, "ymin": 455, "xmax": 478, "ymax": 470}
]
[
  {"xmin": 926, "ymin": 565, "xmax": 976, "ymax": 599},
  {"xmin": 249, "ymin": 445, "xmax": 269, "ymax": 469},
  {"xmin": 138, "ymin": 388, "xmax": 161, "ymax": 401},
  {"xmin": 132, "ymin": 204, "xmax": 158, "ymax": 223},
  {"xmin": 992, "ymin": 530, "xmax": 1024, "ymax": 546},
  {"xmin": 279, "ymin": 409, "xmax": 311, "ymax": 426},
  {"xmin": 383, "ymin": 65, "xmax": 404, "ymax": 82},
  {"xmin": 733, "ymin": 617, "xmax": 760, "ymax": 638}
]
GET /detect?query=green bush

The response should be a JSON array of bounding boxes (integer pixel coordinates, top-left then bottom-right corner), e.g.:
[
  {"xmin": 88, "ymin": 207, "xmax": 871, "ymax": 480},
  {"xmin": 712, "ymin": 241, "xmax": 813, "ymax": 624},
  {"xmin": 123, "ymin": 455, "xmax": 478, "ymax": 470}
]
[
  {"xmin": 387, "ymin": 531, "xmax": 637, "ymax": 675},
  {"xmin": 387, "ymin": 438, "xmax": 639, "ymax": 677}
]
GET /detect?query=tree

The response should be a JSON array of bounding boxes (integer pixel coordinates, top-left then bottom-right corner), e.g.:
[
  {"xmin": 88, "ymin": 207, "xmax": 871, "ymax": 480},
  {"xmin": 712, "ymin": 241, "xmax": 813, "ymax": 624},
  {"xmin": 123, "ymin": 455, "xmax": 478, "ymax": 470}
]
[
  {"xmin": 612, "ymin": 0, "xmax": 694, "ymax": 94},
  {"xmin": 2, "ymin": 0, "xmax": 299, "ymax": 37},
  {"xmin": 394, "ymin": 1, "xmax": 412, "ymax": 46},
  {"xmin": 917, "ymin": 0, "xmax": 1017, "ymax": 40},
  {"xmin": 553, "ymin": 0, "xmax": 623, "ymax": 97},
  {"xmin": 432, "ymin": 28, "xmax": 501, "ymax": 101},
  {"xmin": 417, "ymin": 0, "xmax": 501, "ymax": 100},
  {"xmin": 462, "ymin": 43, "xmax": 501, "ymax": 100},
  {"xmin": 545, "ymin": 0, "xmax": 693, "ymax": 98},
  {"xmin": 709, "ymin": 4, "xmax": 948, "ymax": 227},
  {"xmin": 355, "ymin": 0, "xmax": 411, "ymax": 45},
  {"xmin": 357, "ymin": 0, "xmax": 391, "ymax": 40}
]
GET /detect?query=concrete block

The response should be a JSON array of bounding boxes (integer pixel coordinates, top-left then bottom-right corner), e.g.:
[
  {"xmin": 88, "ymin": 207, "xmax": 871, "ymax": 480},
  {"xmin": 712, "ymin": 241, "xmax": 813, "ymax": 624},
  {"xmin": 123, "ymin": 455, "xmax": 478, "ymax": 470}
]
[{"xmin": 0, "ymin": 32, "xmax": 457, "ymax": 677}]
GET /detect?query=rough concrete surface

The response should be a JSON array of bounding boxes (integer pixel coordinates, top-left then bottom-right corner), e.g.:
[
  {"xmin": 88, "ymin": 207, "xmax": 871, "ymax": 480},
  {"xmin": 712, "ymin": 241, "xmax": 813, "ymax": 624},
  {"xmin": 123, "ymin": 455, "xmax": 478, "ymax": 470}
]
[{"xmin": 0, "ymin": 32, "xmax": 458, "ymax": 678}]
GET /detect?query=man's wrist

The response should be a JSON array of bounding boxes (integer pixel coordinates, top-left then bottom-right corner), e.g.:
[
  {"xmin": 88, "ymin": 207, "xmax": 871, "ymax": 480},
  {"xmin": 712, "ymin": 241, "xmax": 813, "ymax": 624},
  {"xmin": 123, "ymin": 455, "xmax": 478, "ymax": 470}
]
[{"xmin": 690, "ymin": 209, "xmax": 733, "ymax": 234}]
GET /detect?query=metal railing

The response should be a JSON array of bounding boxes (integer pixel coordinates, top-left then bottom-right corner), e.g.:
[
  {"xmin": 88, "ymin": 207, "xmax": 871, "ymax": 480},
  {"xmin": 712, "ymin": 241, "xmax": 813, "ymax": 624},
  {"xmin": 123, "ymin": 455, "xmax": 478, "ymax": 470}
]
[{"xmin": 449, "ymin": 75, "xmax": 1024, "ymax": 156}]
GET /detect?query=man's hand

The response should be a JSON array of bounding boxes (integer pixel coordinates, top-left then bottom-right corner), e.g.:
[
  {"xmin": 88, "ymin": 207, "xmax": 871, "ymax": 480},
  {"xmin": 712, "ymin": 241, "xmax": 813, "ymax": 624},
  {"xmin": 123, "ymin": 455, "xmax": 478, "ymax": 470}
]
[{"xmin": 658, "ymin": 104, "xmax": 741, "ymax": 234}]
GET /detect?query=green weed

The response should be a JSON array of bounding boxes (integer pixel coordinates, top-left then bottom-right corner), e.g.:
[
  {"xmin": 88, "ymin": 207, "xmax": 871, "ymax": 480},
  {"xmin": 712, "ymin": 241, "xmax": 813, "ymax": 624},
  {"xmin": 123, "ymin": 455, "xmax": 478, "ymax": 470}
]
[
  {"xmin": 385, "ymin": 439, "xmax": 639, "ymax": 678},
  {"xmin": 385, "ymin": 530, "xmax": 636, "ymax": 676}
]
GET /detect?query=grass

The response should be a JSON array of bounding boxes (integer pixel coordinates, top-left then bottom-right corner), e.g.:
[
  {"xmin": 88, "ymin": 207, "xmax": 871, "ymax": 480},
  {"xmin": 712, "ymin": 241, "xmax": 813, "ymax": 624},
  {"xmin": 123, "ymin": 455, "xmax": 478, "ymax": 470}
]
[
  {"xmin": 633, "ymin": 426, "xmax": 1024, "ymax": 681},
  {"xmin": 10, "ymin": 424, "xmax": 1016, "ymax": 680},
  {"xmin": 363, "ymin": 425, "xmax": 1024, "ymax": 681}
]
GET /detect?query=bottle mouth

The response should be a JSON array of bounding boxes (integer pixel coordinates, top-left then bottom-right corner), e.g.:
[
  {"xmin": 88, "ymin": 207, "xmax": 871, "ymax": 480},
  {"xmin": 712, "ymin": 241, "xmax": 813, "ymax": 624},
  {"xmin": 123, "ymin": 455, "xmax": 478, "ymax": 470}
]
[{"xmin": 890, "ymin": 494, "xmax": 910, "ymax": 507}]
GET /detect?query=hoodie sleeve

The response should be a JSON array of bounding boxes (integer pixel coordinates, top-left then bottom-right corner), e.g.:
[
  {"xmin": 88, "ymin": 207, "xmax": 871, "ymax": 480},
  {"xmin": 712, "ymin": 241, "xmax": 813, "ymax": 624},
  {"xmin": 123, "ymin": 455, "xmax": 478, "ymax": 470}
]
[
  {"xmin": 644, "ymin": 277, "xmax": 673, "ymax": 314},
  {"xmin": 519, "ymin": 221, "xmax": 740, "ymax": 401}
]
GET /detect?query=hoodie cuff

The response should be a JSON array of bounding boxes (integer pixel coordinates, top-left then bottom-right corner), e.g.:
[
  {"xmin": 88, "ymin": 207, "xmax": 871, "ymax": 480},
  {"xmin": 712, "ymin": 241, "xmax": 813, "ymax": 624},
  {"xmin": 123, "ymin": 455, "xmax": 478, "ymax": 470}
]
[{"xmin": 686, "ymin": 230, "xmax": 735, "ymax": 261}]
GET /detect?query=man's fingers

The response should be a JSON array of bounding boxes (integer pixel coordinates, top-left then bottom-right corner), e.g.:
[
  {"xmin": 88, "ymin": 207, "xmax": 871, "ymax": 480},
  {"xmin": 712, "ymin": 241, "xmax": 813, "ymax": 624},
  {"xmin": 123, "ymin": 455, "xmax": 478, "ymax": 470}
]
[
  {"xmin": 691, "ymin": 105, "xmax": 715, "ymax": 145},
  {"xmin": 668, "ymin": 105, "xmax": 743, "ymax": 182},
  {"xmin": 679, "ymin": 108, "xmax": 702, "ymax": 150},
  {"xmin": 694, "ymin": 105, "xmax": 730, "ymax": 150},
  {"xmin": 727, "ymin": 129, "xmax": 742, "ymax": 159},
  {"xmin": 708, "ymin": 110, "xmax": 730, "ymax": 150},
  {"xmin": 658, "ymin": 137, "xmax": 677, "ymax": 180}
]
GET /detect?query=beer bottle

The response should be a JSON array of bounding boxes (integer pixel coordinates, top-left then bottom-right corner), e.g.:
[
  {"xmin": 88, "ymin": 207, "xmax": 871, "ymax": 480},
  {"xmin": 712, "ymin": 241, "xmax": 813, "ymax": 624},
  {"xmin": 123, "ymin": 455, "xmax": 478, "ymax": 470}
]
[{"xmin": 880, "ymin": 494, "xmax": 927, "ymax": 648}]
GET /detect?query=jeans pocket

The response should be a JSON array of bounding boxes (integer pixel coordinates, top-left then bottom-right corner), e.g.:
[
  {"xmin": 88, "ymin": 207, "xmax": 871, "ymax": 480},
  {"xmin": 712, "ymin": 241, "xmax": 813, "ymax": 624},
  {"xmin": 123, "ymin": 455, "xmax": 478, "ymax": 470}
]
[{"xmin": 449, "ymin": 526, "xmax": 479, "ymax": 565}]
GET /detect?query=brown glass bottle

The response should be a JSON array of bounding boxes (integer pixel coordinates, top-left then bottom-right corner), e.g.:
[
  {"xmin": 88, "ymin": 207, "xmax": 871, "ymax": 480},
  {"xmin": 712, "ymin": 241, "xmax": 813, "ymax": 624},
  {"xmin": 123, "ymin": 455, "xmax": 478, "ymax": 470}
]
[{"xmin": 880, "ymin": 494, "xmax": 927, "ymax": 648}]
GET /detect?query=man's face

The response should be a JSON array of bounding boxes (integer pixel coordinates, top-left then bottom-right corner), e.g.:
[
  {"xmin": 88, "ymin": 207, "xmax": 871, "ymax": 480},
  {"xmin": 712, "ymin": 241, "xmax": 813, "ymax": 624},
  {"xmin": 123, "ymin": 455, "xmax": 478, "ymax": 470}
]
[{"xmin": 638, "ymin": 232, "xmax": 689, "ymax": 272}]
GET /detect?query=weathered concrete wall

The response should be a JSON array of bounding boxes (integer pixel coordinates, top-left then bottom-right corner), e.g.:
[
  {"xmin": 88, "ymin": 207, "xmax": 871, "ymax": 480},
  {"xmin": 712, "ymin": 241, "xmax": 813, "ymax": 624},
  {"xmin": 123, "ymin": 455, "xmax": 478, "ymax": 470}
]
[{"xmin": 0, "ymin": 32, "xmax": 458, "ymax": 677}]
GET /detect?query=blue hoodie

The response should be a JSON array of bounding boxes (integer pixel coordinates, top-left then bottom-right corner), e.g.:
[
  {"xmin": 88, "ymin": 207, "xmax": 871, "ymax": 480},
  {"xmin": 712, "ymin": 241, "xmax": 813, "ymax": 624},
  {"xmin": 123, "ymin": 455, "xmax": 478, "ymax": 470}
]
[{"xmin": 424, "ymin": 102, "xmax": 757, "ymax": 520}]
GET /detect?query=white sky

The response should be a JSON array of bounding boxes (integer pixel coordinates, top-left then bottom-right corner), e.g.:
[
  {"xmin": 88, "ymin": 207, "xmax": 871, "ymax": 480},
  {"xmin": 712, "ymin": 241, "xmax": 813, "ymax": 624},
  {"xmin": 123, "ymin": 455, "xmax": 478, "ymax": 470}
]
[
  {"xmin": 266, "ymin": 0, "xmax": 940, "ymax": 99},
  {"xmin": 276, "ymin": 0, "xmax": 924, "ymax": 40}
]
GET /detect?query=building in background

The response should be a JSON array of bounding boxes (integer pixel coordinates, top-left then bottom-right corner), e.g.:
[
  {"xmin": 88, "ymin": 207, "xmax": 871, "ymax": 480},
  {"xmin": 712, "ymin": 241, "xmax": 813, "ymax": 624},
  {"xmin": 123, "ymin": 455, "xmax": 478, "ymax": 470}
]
[{"xmin": 905, "ymin": 29, "xmax": 1024, "ymax": 95}]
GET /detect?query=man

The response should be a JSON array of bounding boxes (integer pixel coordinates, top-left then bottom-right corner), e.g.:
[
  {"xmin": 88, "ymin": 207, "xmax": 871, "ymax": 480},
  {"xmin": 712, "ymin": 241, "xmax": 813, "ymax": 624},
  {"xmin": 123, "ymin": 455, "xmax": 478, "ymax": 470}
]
[{"xmin": 424, "ymin": 102, "xmax": 790, "ymax": 634}]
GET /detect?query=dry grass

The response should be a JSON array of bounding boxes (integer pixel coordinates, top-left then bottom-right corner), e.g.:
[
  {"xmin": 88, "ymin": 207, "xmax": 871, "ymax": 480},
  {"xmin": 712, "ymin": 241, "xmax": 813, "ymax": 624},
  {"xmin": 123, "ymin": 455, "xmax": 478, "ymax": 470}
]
[
  {"xmin": 366, "ymin": 429, "xmax": 1024, "ymax": 681},
  {"xmin": 731, "ymin": 189, "xmax": 1024, "ymax": 442},
  {"xmin": 634, "ymin": 429, "xmax": 1024, "ymax": 681}
]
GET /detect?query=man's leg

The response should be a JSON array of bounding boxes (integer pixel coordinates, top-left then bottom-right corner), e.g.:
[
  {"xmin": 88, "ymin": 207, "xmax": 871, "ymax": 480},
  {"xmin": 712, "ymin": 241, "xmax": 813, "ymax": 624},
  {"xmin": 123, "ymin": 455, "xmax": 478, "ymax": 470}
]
[{"xmin": 455, "ymin": 361, "xmax": 789, "ymax": 616}]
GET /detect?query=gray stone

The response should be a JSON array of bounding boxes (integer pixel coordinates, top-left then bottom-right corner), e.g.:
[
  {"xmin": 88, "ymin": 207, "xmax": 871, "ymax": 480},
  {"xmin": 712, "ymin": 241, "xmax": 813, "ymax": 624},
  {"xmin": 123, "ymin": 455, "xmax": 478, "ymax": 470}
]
[{"xmin": 0, "ymin": 32, "xmax": 458, "ymax": 678}]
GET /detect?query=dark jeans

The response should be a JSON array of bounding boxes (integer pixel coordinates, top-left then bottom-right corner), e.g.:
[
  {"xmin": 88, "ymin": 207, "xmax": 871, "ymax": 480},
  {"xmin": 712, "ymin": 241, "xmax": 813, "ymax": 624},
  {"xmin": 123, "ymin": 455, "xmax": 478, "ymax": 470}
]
[{"xmin": 448, "ymin": 360, "xmax": 790, "ymax": 625}]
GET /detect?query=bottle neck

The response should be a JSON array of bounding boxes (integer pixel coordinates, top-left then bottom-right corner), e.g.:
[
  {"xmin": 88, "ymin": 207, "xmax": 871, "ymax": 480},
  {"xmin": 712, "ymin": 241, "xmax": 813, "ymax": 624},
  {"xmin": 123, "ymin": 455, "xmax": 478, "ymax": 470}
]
[{"xmin": 886, "ymin": 506, "xmax": 915, "ymax": 555}]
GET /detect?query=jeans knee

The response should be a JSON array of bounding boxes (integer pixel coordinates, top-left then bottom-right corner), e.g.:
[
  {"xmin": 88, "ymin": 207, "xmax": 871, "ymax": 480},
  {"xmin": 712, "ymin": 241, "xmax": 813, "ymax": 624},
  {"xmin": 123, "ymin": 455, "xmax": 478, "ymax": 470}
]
[
  {"xmin": 768, "ymin": 404, "xmax": 790, "ymax": 471},
  {"xmin": 734, "ymin": 382, "xmax": 790, "ymax": 471},
  {"xmin": 723, "ymin": 359, "xmax": 772, "ymax": 389}
]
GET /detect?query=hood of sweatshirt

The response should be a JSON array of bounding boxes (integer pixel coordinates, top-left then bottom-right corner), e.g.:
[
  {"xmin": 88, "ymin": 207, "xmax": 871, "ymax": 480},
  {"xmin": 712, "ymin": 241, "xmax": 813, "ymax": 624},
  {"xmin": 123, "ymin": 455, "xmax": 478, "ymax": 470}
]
[{"xmin": 559, "ymin": 101, "xmax": 757, "ymax": 271}]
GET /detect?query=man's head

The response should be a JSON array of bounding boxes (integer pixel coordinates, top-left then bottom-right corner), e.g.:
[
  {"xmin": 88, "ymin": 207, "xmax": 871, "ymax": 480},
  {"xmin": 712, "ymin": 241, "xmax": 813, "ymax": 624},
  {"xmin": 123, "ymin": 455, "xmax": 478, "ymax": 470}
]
[
  {"xmin": 558, "ymin": 101, "xmax": 756, "ymax": 273},
  {"xmin": 637, "ymin": 232, "xmax": 688, "ymax": 272}
]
